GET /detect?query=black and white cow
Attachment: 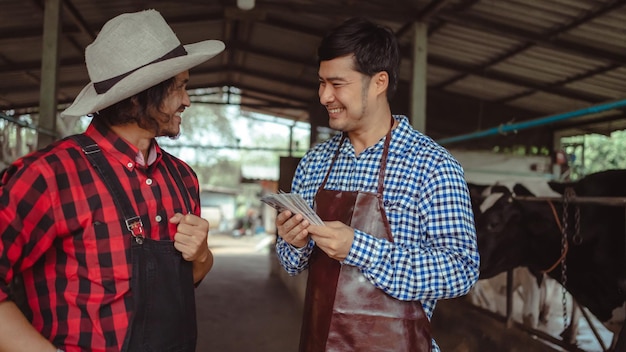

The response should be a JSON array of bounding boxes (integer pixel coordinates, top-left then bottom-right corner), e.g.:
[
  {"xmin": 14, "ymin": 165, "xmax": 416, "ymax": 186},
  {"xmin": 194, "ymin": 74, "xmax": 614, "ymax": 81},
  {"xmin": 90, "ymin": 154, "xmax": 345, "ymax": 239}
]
[
  {"xmin": 467, "ymin": 182, "xmax": 561, "ymax": 329},
  {"xmin": 475, "ymin": 169, "xmax": 626, "ymax": 349}
]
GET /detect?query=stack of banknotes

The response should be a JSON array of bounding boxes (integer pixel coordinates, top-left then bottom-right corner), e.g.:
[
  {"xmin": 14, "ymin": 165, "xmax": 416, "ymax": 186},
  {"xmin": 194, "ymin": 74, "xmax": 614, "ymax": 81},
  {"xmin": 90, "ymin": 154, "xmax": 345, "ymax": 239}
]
[{"xmin": 260, "ymin": 191, "xmax": 324, "ymax": 225}]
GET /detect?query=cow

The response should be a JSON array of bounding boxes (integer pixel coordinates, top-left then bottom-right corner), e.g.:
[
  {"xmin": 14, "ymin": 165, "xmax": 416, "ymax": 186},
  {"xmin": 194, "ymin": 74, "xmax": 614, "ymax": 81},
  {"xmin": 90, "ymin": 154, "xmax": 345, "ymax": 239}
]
[
  {"xmin": 475, "ymin": 169, "xmax": 626, "ymax": 350},
  {"xmin": 467, "ymin": 182, "xmax": 560, "ymax": 330},
  {"xmin": 467, "ymin": 266, "xmax": 560, "ymax": 329}
]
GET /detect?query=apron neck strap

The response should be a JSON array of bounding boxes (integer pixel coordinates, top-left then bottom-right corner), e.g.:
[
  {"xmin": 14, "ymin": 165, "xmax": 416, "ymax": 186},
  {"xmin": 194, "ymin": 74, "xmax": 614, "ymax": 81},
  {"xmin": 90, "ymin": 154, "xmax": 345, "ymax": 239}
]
[{"xmin": 320, "ymin": 116, "xmax": 394, "ymax": 194}]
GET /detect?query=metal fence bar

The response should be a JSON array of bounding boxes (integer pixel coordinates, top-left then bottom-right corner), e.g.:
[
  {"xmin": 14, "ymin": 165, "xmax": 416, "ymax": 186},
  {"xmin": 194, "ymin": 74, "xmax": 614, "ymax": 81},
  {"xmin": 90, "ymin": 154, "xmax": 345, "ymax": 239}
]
[
  {"xmin": 514, "ymin": 196, "xmax": 626, "ymax": 206},
  {"xmin": 0, "ymin": 112, "xmax": 56, "ymax": 137}
]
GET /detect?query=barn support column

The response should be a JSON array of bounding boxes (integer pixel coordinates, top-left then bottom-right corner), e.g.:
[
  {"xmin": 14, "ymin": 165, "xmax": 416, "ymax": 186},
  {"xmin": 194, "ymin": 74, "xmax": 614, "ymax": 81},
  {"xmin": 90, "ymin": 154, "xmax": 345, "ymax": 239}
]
[
  {"xmin": 410, "ymin": 21, "xmax": 428, "ymax": 134},
  {"xmin": 37, "ymin": 0, "xmax": 62, "ymax": 149}
]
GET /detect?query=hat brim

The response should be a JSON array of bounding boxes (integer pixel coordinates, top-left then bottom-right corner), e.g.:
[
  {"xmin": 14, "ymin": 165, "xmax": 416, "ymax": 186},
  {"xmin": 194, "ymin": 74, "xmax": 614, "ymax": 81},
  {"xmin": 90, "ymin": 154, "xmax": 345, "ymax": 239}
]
[{"xmin": 61, "ymin": 40, "xmax": 225, "ymax": 117}]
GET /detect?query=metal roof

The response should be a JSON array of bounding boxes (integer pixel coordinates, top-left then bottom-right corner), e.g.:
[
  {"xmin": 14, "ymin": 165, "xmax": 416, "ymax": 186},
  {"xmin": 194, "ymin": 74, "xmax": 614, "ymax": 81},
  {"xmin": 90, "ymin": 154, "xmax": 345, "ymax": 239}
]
[{"xmin": 1, "ymin": 0, "xmax": 625, "ymax": 149}]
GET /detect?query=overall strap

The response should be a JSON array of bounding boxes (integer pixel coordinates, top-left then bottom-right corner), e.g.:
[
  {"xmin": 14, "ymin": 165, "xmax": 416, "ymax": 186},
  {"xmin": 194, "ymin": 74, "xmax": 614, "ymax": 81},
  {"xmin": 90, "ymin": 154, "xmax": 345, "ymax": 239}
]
[
  {"xmin": 70, "ymin": 134, "xmax": 145, "ymax": 241},
  {"xmin": 161, "ymin": 150, "xmax": 192, "ymax": 214}
]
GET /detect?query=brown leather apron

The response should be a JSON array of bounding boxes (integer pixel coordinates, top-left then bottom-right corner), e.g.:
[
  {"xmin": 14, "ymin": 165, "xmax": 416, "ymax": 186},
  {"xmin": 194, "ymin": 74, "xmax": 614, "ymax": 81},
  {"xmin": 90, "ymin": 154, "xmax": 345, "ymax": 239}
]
[{"xmin": 299, "ymin": 122, "xmax": 432, "ymax": 352}]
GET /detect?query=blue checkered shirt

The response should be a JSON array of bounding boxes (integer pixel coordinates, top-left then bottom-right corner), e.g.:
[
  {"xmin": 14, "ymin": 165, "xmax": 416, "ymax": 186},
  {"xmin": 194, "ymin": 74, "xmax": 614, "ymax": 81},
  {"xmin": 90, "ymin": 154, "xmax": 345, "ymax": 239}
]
[{"xmin": 276, "ymin": 115, "xmax": 479, "ymax": 351}]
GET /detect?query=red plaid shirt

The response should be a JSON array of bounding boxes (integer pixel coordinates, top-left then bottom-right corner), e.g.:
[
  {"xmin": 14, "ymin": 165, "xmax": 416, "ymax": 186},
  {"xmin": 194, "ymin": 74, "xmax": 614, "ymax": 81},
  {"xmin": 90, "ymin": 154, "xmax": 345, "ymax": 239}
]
[{"xmin": 0, "ymin": 118, "xmax": 201, "ymax": 351}]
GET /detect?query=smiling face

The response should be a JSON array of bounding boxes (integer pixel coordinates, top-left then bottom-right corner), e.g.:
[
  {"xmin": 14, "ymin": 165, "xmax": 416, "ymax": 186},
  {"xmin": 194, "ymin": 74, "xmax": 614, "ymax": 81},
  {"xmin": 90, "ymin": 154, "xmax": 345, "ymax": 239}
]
[
  {"xmin": 318, "ymin": 55, "xmax": 378, "ymax": 134},
  {"xmin": 154, "ymin": 70, "xmax": 191, "ymax": 138}
]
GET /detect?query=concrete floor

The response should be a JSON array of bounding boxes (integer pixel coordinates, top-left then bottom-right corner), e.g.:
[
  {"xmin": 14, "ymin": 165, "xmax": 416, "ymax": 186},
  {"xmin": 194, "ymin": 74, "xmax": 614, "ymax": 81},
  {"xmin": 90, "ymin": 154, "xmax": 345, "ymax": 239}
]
[
  {"xmin": 196, "ymin": 232, "xmax": 301, "ymax": 352},
  {"xmin": 195, "ymin": 232, "xmax": 608, "ymax": 352}
]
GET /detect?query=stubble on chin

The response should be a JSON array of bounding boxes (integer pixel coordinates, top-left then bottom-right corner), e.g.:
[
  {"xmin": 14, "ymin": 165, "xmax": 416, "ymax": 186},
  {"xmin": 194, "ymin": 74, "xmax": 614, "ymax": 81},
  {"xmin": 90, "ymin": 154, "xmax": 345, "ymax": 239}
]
[{"xmin": 167, "ymin": 131, "xmax": 181, "ymax": 140}]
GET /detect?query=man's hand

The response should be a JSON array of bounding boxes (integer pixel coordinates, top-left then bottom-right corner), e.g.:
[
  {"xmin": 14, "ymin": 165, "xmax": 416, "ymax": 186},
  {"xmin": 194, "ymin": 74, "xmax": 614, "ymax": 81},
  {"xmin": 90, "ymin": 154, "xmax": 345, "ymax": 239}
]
[
  {"xmin": 170, "ymin": 213, "xmax": 210, "ymax": 261},
  {"xmin": 308, "ymin": 221, "xmax": 354, "ymax": 261},
  {"xmin": 170, "ymin": 213, "xmax": 213, "ymax": 283},
  {"xmin": 276, "ymin": 210, "xmax": 310, "ymax": 248}
]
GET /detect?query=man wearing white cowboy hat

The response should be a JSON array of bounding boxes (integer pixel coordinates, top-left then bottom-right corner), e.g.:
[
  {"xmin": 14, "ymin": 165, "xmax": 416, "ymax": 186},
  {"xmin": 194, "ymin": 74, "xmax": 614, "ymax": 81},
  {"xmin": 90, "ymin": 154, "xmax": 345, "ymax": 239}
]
[{"xmin": 0, "ymin": 9, "xmax": 225, "ymax": 352}]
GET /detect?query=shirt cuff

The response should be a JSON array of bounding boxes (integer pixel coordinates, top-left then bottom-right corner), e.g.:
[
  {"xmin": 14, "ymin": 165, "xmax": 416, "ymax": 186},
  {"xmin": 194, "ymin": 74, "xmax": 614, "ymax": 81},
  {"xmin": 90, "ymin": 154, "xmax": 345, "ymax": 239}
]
[
  {"xmin": 342, "ymin": 229, "xmax": 377, "ymax": 268},
  {"xmin": 290, "ymin": 241, "xmax": 312, "ymax": 254}
]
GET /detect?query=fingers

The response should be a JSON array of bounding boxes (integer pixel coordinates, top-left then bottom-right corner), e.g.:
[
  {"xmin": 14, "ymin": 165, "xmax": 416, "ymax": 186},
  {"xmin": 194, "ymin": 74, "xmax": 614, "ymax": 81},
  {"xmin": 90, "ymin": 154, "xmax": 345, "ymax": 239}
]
[
  {"xmin": 275, "ymin": 210, "xmax": 293, "ymax": 225},
  {"xmin": 171, "ymin": 213, "xmax": 210, "ymax": 261},
  {"xmin": 276, "ymin": 210, "xmax": 310, "ymax": 247},
  {"xmin": 308, "ymin": 221, "xmax": 353, "ymax": 261}
]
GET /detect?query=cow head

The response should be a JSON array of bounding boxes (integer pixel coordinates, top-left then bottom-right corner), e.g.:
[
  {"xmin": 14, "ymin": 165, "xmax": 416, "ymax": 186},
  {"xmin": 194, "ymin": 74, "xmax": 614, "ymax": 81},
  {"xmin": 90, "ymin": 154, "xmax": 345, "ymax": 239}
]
[
  {"xmin": 475, "ymin": 184, "xmax": 561, "ymax": 280},
  {"xmin": 475, "ymin": 186, "xmax": 524, "ymax": 279}
]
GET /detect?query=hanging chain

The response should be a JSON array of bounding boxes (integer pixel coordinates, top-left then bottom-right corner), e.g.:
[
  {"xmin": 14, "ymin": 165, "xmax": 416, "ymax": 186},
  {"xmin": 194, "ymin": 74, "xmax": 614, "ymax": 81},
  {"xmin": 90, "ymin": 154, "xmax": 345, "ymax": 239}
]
[{"xmin": 560, "ymin": 188, "xmax": 574, "ymax": 330}]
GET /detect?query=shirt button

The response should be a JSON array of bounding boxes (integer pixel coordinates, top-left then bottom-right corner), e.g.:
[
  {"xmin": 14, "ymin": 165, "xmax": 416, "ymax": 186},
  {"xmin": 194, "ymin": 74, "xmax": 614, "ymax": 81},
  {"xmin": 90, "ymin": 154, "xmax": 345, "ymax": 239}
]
[
  {"xmin": 127, "ymin": 162, "xmax": 133, "ymax": 168},
  {"xmin": 155, "ymin": 215, "xmax": 162, "ymax": 222},
  {"xmin": 146, "ymin": 178, "xmax": 153, "ymax": 185}
]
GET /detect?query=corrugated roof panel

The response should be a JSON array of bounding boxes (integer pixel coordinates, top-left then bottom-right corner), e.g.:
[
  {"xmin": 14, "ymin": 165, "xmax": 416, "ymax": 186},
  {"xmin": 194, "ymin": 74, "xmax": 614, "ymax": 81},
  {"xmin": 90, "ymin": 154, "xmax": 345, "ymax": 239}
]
[
  {"xmin": 248, "ymin": 22, "xmax": 320, "ymax": 60},
  {"xmin": 0, "ymin": 73, "xmax": 35, "ymax": 107},
  {"xmin": 566, "ymin": 67, "xmax": 626, "ymax": 99},
  {"xmin": 509, "ymin": 91, "xmax": 591, "ymax": 114},
  {"xmin": 524, "ymin": 46, "xmax": 607, "ymax": 70},
  {"xmin": 0, "ymin": 1, "xmax": 43, "ymax": 28},
  {"xmin": 492, "ymin": 46, "xmax": 607, "ymax": 83},
  {"xmin": 562, "ymin": 7, "xmax": 626, "ymax": 53},
  {"xmin": 240, "ymin": 75, "xmax": 313, "ymax": 100},
  {"xmin": 426, "ymin": 66, "xmax": 462, "ymax": 86},
  {"xmin": 565, "ymin": 81, "xmax": 624, "ymax": 100},
  {"xmin": 429, "ymin": 24, "xmax": 519, "ymax": 66},
  {"xmin": 1, "ymin": 37, "xmax": 43, "ymax": 63},
  {"xmin": 241, "ymin": 53, "xmax": 309, "ymax": 79},
  {"xmin": 173, "ymin": 20, "xmax": 225, "ymax": 45},
  {"xmin": 490, "ymin": 62, "xmax": 564, "ymax": 84},
  {"xmin": 445, "ymin": 75, "xmax": 529, "ymax": 100},
  {"xmin": 468, "ymin": 0, "xmax": 598, "ymax": 33}
]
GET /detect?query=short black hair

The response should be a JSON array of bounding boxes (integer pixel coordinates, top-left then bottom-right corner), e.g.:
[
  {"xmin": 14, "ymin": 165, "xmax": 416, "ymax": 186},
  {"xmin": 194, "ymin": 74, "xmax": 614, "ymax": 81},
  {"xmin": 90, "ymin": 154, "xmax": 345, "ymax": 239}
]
[{"xmin": 318, "ymin": 17, "xmax": 400, "ymax": 100}]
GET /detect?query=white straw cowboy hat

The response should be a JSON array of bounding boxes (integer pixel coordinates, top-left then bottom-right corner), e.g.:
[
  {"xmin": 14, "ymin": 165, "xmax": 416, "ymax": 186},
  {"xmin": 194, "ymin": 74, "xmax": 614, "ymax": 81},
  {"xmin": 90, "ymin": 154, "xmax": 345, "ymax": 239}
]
[{"xmin": 61, "ymin": 9, "xmax": 225, "ymax": 117}]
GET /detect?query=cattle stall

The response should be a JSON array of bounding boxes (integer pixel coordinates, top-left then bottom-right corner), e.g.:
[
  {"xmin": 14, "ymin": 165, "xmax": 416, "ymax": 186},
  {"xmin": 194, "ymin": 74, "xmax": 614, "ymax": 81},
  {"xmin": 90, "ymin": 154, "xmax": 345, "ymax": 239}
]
[
  {"xmin": 511, "ymin": 193, "xmax": 625, "ymax": 351},
  {"xmin": 470, "ymin": 171, "xmax": 626, "ymax": 352}
]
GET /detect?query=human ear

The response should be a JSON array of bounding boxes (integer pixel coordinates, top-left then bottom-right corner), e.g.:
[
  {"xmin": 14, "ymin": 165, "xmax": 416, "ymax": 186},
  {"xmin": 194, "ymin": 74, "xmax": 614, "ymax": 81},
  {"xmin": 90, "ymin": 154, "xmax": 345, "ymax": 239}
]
[{"xmin": 374, "ymin": 71, "xmax": 389, "ymax": 95}]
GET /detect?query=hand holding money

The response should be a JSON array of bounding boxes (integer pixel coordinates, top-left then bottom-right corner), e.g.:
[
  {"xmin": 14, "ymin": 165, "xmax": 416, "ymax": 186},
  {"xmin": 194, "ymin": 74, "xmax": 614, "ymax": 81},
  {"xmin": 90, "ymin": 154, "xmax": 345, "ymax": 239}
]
[{"xmin": 261, "ymin": 192, "xmax": 324, "ymax": 225}]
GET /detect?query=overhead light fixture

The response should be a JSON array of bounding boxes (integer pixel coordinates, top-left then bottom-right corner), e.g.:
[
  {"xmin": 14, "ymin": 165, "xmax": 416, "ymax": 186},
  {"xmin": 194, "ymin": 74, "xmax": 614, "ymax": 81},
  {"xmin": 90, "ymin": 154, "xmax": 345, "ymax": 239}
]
[{"xmin": 237, "ymin": 0, "xmax": 255, "ymax": 10}]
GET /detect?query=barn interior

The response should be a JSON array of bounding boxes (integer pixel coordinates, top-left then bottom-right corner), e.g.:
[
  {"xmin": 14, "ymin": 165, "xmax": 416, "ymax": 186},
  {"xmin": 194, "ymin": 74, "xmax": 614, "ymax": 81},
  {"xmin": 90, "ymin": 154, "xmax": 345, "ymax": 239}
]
[{"xmin": 1, "ymin": 0, "xmax": 625, "ymax": 351}]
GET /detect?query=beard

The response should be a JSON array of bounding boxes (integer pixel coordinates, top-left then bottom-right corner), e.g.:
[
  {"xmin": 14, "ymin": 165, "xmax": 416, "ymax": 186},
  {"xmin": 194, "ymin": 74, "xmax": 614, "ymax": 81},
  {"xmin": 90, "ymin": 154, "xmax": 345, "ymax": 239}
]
[
  {"xmin": 166, "ymin": 131, "xmax": 181, "ymax": 140},
  {"xmin": 149, "ymin": 111, "xmax": 180, "ymax": 139}
]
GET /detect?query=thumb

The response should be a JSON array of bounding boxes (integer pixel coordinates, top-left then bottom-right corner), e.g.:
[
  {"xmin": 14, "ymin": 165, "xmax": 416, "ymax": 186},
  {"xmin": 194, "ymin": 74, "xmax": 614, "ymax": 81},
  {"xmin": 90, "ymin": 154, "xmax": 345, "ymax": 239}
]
[{"xmin": 169, "ymin": 212, "xmax": 184, "ymax": 224}]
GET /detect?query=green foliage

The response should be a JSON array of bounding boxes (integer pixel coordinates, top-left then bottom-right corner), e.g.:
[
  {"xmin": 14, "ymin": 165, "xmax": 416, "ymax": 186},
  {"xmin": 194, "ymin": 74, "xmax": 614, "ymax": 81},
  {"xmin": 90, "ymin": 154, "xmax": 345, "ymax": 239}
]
[
  {"xmin": 180, "ymin": 104, "xmax": 238, "ymax": 146},
  {"xmin": 195, "ymin": 158, "xmax": 241, "ymax": 189},
  {"xmin": 562, "ymin": 130, "xmax": 626, "ymax": 180},
  {"xmin": 163, "ymin": 102, "xmax": 311, "ymax": 189}
]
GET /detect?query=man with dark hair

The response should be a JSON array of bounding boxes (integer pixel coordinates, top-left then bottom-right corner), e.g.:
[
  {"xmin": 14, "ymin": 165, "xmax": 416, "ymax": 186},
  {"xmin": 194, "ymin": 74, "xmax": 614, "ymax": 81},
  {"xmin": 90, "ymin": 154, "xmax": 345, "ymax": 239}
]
[
  {"xmin": 275, "ymin": 17, "xmax": 479, "ymax": 351},
  {"xmin": 0, "ymin": 10, "xmax": 224, "ymax": 351}
]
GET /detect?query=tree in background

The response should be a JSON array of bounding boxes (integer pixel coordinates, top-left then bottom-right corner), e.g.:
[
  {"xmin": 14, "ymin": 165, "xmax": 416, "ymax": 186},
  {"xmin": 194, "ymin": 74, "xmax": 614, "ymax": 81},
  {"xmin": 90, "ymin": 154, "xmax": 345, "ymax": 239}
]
[
  {"xmin": 562, "ymin": 130, "xmax": 626, "ymax": 180},
  {"xmin": 160, "ymin": 101, "xmax": 310, "ymax": 190}
]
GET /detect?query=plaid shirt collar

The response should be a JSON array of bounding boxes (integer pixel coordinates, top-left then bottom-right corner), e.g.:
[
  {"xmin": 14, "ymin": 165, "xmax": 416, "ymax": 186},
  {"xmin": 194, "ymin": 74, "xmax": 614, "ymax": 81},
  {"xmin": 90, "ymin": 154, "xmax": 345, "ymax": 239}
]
[
  {"xmin": 338, "ymin": 115, "xmax": 414, "ymax": 157},
  {"xmin": 85, "ymin": 117, "xmax": 163, "ymax": 170}
]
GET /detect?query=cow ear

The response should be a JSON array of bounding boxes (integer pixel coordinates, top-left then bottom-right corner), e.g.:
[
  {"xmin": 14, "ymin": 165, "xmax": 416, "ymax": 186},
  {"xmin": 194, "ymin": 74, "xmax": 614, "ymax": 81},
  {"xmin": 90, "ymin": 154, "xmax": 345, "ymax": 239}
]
[
  {"xmin": 548, "ymin": 180, "xmax": 563, "ymax": 194},
  {"xmin": 512, "ymin": 183, "xmax": 534, "ymax": 196},
  {"xmin": 548, "ymin": 180, "xmax": 575, "ymax": 195}
]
